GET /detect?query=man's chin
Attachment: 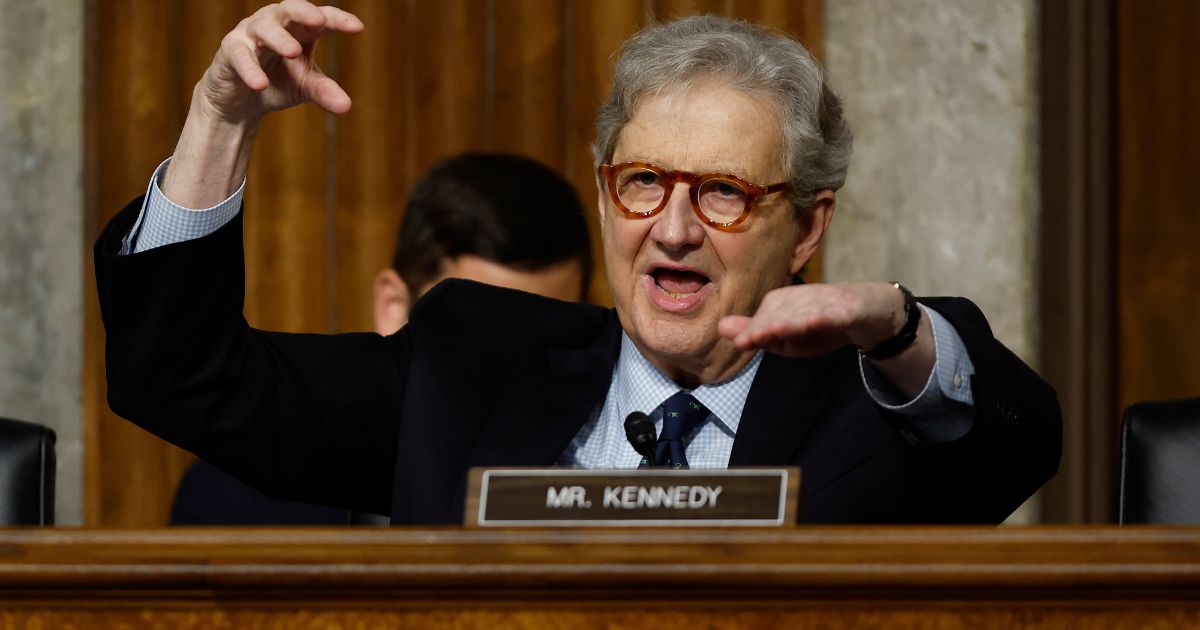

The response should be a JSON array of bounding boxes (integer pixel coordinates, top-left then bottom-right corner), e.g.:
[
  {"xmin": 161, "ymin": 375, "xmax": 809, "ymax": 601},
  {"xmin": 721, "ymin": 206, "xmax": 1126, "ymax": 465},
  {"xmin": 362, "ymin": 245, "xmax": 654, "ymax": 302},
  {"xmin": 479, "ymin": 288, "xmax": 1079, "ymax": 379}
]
[{"xmin": 629, "ymin": 315, "xmax": 718, "ymax": 363}]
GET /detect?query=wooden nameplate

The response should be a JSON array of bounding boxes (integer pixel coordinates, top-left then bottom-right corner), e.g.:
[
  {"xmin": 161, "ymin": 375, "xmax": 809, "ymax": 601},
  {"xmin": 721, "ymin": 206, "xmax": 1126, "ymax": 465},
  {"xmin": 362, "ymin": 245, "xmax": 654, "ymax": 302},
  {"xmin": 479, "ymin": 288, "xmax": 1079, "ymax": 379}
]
[{"xmin": 465, "ymin": 467, "xmax": 799, "ymax": 527}]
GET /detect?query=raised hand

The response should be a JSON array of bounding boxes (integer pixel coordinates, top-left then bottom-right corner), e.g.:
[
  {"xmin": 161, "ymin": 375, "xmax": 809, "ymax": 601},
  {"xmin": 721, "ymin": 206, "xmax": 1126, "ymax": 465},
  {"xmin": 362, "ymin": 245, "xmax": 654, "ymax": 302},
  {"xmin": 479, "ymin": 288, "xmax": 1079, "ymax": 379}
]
[
  {"xmin": 718, "ymin": 282, "xmax": 936, "ymax": 398},
  {"xmin": 198, "ymin": 0, "xmax": 363, "ymax": 124},
  {"xmin": 163, "ymin": 1, "xmax": 363, "ymax": 208}
]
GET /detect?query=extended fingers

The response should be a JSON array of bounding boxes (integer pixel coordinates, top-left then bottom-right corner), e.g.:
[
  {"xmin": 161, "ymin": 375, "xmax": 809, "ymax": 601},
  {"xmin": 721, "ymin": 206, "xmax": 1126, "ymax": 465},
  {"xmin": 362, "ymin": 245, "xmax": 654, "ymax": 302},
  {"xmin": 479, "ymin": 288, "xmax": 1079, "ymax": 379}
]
[
  {"xmin": 248, "ymin": 2, "xmax": 362, "ymax": 53},
  {"xmin": 737, "ymin": 317, "xmax": 801, "ymax": 349},
  {"xmin": 219, "ymin": 7, "xmax": 307, "ymax": 90},
  {"xmin": 255, "ymin": 18, "xmax": 304, "ymax": 58},
  {"xmin": 727, "ymin": 300, "xmax": 851, "ymax": 356},
  {"xmin": 317, "ymin": 5, "xmax": 365, "ymax": 33},
  {"xmin": 228, "ymin": 43, "xmax": 270, "ymax": 91},
  {"xmin": 718, "ymin": 315, "xmax": 752, "ymax": 340},
  {"xmin": 225, "ymin": 2, "xmax": 363, "ymax": 99},
  {"xmin": 277, "ymin": 0, "xmax": 328, "ymax": 27},
  {"xmin": 720, "ymin": 309, "xmax": 788, "ymax": 350},
  {"xmin": 721, "ymin": 284, "xmax": 885, "ymax": 356},
  {"xmin": 257, "ymin": 0, "xmax": 327, "ymax": 52},
  {"xmin": 277, "ymin": 1, "xmax": 364, "ymax": 38}
]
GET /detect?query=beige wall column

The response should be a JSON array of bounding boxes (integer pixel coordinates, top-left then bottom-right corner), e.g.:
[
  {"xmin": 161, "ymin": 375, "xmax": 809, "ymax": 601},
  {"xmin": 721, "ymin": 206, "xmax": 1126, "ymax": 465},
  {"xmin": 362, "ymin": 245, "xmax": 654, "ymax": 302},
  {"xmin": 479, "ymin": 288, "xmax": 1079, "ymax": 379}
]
[
  {"xmin": 824, "ymin": 1, "xmax": 1040, "ymax": 521},
  {"xmin": 0, "ymin": 0, "xmax": 85, "ymax": 525}
]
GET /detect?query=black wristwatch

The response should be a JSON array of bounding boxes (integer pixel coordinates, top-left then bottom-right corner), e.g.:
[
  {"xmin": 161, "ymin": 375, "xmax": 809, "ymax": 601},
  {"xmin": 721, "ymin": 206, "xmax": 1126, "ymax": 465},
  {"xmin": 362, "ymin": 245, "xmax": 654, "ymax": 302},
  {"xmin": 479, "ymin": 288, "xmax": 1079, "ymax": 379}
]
[{"xmin": 861, "ymin": 282, "xmax": 921, "ymax": 361}]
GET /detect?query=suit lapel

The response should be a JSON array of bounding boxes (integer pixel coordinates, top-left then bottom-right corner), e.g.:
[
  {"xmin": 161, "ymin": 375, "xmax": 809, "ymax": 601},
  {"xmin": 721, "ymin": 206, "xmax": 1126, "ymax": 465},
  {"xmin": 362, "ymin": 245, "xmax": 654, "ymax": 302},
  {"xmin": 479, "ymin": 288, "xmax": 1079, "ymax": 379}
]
[
  {"xmin": 728, "ymin": 350, "xmax": 840, "ymax": 466},
  {"xmin": 453, "ymin": 317, "xmax": 841, "ymax": 510},
  {"xmin": 462, "ymin": 316, "xmax": 623, "ymax": 470}
]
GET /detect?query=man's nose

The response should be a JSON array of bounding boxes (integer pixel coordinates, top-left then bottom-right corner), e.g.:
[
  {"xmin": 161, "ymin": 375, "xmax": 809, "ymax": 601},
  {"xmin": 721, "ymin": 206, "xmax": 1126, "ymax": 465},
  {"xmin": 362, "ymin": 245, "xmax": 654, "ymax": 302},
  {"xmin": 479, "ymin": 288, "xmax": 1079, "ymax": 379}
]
[{"xmin": 648, "ymin": 183, "xmax": 706, "ymax": 251}]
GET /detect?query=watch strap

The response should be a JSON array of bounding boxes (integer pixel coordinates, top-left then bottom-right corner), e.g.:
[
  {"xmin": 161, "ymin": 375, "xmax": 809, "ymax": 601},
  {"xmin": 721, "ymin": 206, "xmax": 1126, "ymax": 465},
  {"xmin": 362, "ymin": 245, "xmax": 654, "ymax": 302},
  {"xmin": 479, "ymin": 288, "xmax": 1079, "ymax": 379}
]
[{"xmin": 862, "ymin": 282, "xmax": 921, "ymax": 361}]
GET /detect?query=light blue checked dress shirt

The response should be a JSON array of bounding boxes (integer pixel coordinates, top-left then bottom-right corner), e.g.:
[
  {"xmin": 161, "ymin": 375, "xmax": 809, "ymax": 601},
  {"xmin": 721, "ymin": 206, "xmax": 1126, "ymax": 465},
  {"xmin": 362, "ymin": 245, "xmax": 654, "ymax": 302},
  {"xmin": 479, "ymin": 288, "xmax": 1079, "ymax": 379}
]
[
  {"xmin": 121, "ymin": 160, "xmax": 247, "ymax": 256},
  {"xmin": 127, "ymin": 159, "xmax": 978, "ymax": 468}
]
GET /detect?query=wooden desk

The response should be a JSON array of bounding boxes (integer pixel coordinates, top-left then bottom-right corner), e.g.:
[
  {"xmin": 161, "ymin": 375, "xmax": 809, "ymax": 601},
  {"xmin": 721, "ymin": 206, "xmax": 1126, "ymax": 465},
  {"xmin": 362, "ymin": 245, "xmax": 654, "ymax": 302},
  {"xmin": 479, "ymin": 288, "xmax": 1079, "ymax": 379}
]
[{"xmin": 2, "ymin": 527, "xmax": 1199, "ymax": 628}]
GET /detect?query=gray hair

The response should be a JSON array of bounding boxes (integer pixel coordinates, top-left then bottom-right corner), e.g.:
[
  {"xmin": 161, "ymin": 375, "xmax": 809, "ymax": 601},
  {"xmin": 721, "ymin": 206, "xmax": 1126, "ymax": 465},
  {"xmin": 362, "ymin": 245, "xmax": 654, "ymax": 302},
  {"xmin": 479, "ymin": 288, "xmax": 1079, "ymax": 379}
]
[{"xmin": 593, "ymin": 15, "xmax": 853, "ymax": 213}]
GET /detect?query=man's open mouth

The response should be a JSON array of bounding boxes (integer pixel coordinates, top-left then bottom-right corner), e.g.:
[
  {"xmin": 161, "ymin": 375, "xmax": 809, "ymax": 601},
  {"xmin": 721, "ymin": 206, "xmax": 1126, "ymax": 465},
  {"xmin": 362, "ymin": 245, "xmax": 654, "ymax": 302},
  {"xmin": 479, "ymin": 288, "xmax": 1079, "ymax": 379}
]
[{"xmin": 651, "ymin": 267, "xmax": 711, "ymax": 298}]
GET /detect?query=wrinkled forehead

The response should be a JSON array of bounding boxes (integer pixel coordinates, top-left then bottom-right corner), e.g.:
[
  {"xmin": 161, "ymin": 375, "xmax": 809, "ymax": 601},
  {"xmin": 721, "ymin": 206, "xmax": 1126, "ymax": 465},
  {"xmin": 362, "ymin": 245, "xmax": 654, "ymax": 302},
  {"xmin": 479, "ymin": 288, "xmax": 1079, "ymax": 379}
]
[{"xmin": 614, "ymin": 81, "xmax": 787, "ymax": 183}]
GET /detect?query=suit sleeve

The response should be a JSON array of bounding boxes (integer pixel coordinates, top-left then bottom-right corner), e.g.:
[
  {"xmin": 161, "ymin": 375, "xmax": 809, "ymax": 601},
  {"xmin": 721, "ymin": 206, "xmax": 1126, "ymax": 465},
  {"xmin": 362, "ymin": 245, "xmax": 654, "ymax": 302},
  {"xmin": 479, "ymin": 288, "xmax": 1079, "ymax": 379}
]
[
  {"xmin": 895, "ymin": 296, "xmax": 1063, "ymax": 523},
  {"xmin": 96, "ymin": 196, "xmax": 407, "ymax": 515}
]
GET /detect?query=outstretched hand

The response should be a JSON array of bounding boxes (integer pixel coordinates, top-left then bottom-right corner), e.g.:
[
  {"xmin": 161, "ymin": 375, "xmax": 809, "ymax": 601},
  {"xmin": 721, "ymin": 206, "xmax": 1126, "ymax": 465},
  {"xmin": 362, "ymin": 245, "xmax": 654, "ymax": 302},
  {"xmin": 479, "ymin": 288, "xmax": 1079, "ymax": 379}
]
[
  {"xmin": 198, "ymin": 0, "xmax": 364, "ymax": 125},
  {"xmin": 718, "ymin": 282, "xmax": 905, "ymax": 356},
  {"xmin": 718, "ymin": 282, "xmax": 936, "ymax": 398}
]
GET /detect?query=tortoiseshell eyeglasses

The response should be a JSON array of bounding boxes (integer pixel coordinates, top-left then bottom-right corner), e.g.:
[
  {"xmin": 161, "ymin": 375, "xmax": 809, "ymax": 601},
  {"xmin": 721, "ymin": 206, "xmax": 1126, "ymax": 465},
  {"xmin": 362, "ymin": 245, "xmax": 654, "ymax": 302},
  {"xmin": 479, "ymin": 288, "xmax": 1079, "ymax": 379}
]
[{"xmin": 598, "ymin": 161, "xmax": 790, "ymax": 231}]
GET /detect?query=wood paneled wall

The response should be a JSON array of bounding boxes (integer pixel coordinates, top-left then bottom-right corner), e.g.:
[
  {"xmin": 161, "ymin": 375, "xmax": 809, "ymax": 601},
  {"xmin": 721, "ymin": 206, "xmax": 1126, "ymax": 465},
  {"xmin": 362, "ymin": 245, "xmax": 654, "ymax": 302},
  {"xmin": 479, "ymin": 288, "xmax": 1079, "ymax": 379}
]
[
  {"xmin": 1037, "ymin": 0, "xmax": 1116, "ymax": 524},
  {"xmin": 1029, "ymin": 0, "xmax": 1200, "ymax": 524},
  {"xmin": 1115, "ymin": 0, "xmax": 1200, "ymax": 414},
  {"xmin": 84, "ymin": 0, "xmax": 823, "ymax": 526}
]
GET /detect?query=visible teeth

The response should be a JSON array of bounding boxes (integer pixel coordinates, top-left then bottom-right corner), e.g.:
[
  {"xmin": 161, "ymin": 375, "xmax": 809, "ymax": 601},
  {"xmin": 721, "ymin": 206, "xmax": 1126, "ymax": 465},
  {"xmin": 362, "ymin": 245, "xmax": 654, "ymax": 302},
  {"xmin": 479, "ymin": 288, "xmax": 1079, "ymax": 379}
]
[{"xmin": 656, "ymin": 284, "xmax": 692, "ymax": 299}]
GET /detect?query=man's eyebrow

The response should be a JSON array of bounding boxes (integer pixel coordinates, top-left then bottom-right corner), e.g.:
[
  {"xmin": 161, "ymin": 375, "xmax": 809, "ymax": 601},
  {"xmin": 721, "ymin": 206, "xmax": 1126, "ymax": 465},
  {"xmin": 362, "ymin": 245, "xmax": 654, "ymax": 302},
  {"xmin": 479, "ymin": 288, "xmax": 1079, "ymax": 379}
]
[
  {"xmin": 616, "ymin": 155, "xmax": 761, "ymax": 181},
  {"xmin": 704, "ymin": 164, "xmax": 760, "ymax": 180}
]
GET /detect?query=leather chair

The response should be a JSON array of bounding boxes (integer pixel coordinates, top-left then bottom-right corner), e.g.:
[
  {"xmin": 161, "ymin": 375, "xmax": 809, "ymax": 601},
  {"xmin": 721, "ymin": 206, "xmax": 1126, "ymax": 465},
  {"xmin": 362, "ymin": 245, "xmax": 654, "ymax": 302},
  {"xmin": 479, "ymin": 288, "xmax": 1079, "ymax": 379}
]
[
  {"xmin": 0, "ymin": 417, "xmax": 56, "ymax": 525},
  {"xmin": 1119, "ymin": 397, "xmax": 1200, "ymax": 524}
]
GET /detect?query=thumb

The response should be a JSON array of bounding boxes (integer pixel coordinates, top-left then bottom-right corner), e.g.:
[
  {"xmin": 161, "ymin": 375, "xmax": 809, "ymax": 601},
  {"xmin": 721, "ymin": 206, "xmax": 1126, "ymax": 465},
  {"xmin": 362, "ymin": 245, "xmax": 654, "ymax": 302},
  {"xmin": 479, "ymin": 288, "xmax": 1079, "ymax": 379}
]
[{"xmin": 302, "ymin": 68, "xmax": 352, "ymax": 114}]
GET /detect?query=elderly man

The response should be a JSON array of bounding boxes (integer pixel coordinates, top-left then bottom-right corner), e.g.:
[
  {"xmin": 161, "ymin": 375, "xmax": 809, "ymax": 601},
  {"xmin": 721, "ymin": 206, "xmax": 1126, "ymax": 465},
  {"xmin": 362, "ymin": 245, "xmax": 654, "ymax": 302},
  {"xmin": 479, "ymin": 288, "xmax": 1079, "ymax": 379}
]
[{"xmin": 95, "ymin": 1, "xmax": 1061, "ymax": 524}]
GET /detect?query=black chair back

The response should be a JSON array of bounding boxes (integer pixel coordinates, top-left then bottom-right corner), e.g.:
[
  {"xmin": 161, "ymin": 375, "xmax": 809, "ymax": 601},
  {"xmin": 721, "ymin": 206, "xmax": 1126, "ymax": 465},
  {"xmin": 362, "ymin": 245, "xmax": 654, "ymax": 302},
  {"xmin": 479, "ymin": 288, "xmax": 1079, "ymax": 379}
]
[
  {"xmin": 1119, "ymin": 397, "xmax": 1200, "ymax": 524},
  {"xmin": 0, "ymin": 417, "xmax": 56, "ymax": 525}
]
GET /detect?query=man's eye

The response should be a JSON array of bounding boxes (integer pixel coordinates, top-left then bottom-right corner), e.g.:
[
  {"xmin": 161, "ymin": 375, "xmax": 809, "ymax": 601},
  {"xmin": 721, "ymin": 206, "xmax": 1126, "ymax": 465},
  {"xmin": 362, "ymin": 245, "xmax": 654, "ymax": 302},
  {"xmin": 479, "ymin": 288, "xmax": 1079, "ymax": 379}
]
[
  {"xmin": 632, "ymin": 171, "xmax": 660, "ymax": 186},
  {"xmin": 715, "ymin": 182, "xmax": 744, "ymax": 197}
]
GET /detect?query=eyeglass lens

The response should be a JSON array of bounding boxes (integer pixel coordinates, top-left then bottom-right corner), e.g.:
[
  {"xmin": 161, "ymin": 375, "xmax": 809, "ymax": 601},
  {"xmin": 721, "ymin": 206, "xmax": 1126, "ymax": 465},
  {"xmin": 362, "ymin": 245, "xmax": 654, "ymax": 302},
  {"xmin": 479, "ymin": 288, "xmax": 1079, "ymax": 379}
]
[{"xmin": 614, "ymin": 167, "xmax": 748, "ymax": 223}]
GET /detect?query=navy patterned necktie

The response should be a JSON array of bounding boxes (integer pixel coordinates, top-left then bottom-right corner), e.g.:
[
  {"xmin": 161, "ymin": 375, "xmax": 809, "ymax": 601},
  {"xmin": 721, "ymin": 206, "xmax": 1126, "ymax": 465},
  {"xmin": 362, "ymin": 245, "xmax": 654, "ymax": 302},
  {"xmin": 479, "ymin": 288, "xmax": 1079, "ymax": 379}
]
[{"xmin": 656, "ymin": 391, "xmax": 710, "ymax": 469}]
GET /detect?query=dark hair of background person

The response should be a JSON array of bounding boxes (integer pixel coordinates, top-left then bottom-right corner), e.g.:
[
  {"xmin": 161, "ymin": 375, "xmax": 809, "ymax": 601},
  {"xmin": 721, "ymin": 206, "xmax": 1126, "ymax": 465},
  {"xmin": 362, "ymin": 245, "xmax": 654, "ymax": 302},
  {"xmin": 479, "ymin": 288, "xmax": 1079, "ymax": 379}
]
[{"xmin": 393, "ymin": 152, "xmax": 594, "ymax": 300}]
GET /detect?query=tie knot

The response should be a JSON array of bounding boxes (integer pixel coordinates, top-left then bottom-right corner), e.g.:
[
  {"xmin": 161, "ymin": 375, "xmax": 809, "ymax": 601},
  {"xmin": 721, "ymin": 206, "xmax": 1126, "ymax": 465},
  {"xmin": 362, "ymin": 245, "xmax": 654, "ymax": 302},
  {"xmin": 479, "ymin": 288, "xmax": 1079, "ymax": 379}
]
[{"xmin": 659, "ymin": 391, "xmax": 708, "ymax": 442}]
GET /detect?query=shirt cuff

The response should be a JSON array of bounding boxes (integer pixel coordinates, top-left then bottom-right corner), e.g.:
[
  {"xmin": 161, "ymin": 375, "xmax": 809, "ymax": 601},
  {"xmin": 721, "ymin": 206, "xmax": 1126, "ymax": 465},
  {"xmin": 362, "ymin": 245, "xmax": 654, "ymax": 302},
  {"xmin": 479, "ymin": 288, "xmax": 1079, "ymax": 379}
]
[
  {"xmin": 121, "ymin": 157, "xmax": 246, "ymax": 255},
  {"xmin": 859, "ymin": 304, "xmax": 976, "ymax": 443}
]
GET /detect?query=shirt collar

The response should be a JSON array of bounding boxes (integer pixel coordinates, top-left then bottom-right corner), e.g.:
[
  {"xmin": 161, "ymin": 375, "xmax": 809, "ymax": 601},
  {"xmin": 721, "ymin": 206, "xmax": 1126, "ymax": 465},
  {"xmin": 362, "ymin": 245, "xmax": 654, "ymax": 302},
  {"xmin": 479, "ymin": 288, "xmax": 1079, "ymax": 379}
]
[{"xmin": 613, "ymin": 332, "xmax": 763, "ymax": 436}]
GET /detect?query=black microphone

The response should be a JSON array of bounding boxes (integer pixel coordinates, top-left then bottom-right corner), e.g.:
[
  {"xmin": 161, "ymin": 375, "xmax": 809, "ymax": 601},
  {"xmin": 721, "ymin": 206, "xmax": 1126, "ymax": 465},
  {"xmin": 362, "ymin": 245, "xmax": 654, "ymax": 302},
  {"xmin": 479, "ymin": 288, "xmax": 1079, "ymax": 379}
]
[{"xmin": 624, "ymin": 411, "xmax": 658, "ymax": 467}]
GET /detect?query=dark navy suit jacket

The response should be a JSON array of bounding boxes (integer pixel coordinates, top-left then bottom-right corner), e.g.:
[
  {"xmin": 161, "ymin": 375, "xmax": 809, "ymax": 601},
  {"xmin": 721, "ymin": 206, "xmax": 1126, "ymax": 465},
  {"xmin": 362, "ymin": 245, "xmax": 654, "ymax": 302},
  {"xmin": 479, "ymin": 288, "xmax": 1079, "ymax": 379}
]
[
  {"xmin": 97, "ymin": 196, "xmax": 1062, "ymax": 525},
  {"xmin": 171, "ymin": 459, "xmax": 350, "ymax": 525}
]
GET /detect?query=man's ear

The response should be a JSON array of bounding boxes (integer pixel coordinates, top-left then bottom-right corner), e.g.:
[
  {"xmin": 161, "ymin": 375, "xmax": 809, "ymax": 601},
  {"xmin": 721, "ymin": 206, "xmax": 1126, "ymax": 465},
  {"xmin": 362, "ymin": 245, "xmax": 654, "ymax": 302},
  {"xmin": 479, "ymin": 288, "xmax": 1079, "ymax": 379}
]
[
  {"xmin": 789, "ymin": 189, "xmax": 837, "ymax": 276},
  {"xmin": 373, "ymin": 268, "xmax": 412, "ymax": 336}
]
